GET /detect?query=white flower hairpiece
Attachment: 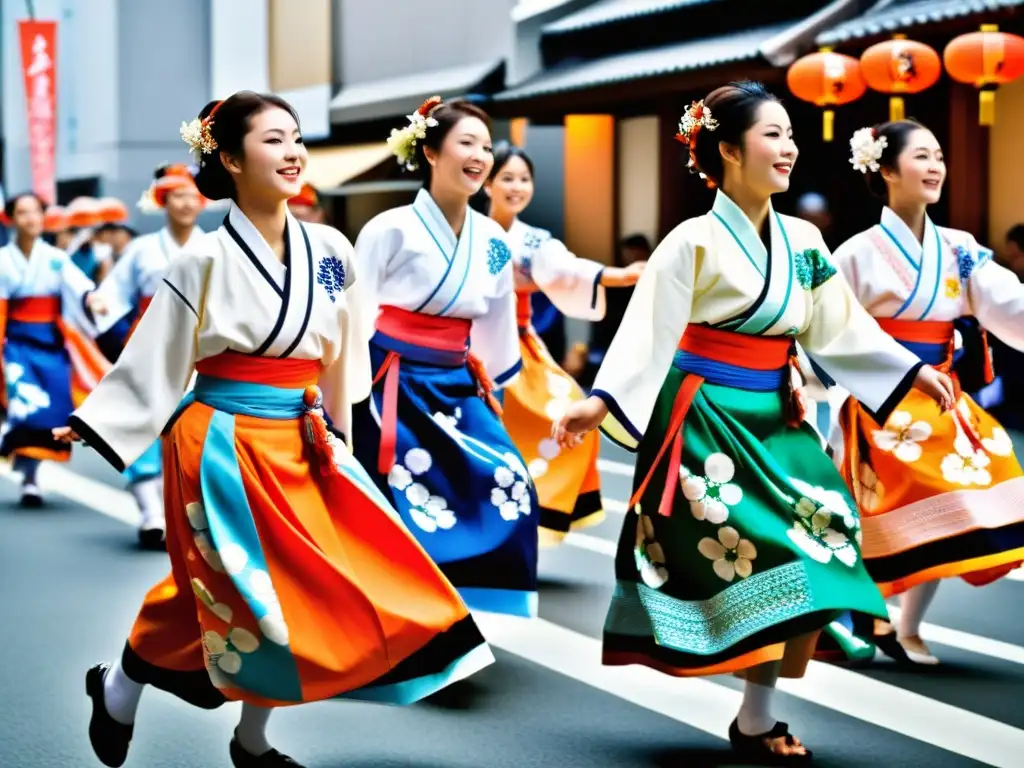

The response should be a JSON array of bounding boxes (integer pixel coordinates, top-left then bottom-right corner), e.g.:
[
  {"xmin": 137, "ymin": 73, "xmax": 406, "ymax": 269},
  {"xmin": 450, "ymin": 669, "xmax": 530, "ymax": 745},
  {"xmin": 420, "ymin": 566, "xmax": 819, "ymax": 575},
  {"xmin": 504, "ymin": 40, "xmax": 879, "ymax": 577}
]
[
  {"xmin": 849, "ymin": 127, "xmax": 887, "ymax": 174},
  {"xmin": 675, "ymin": 100, "xmax": 718, "ymax": 146},
  {"xmin": 136, "ymin": 187, "xmax": 160, "ymax": 214},
  {"xmin": 387, "ymin": 96, "xmax": 442, "ymax": 172},
  {"xmin": 180, "ymin": 102, "xmax": 222, "ymax": 164}
]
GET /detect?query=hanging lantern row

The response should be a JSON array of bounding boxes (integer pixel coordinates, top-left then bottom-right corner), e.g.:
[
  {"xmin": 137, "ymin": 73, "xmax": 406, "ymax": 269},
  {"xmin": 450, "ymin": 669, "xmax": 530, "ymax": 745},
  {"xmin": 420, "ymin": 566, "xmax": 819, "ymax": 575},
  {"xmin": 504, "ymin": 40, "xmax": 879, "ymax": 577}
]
[{"xmin": 786, "ymin": 23, "xmax": 1024, "ymax": 138}]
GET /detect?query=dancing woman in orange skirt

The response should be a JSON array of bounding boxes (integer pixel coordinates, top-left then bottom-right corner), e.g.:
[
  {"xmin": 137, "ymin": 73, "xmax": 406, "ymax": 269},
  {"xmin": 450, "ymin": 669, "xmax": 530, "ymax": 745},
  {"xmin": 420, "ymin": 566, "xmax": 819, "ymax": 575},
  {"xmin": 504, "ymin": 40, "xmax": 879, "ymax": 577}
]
[
  {"xmin": 830, "ymin": 120, "xmax": 1024, "ymax": 664},
  {"xmin": 485, "ymin": 143, "xmax": 645, "ymax": 545},
  {"xmin": 55, "ymin": 91, "xmax": 492, "ymax": 768}
]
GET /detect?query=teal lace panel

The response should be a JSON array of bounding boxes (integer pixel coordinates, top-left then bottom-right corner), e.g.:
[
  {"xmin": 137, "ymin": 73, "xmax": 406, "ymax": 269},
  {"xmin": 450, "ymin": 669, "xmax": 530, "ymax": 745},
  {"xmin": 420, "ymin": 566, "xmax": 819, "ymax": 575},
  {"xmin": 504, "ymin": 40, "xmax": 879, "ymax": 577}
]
[
  {"xmin": 605, "ymin": 561, "xmax": 813, "ymax": 656},
  {"xmin": 794, "ymin": 248, "xmax": 837, "ymax": 291}
]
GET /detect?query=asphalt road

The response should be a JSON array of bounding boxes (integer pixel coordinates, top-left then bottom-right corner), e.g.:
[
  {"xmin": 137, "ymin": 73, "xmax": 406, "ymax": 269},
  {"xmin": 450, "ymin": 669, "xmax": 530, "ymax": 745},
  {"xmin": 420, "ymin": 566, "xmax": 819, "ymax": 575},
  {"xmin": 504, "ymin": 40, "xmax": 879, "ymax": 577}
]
[{"xmin": 1, "ymin": 437, "xmax": 1022, "ymax": 768}]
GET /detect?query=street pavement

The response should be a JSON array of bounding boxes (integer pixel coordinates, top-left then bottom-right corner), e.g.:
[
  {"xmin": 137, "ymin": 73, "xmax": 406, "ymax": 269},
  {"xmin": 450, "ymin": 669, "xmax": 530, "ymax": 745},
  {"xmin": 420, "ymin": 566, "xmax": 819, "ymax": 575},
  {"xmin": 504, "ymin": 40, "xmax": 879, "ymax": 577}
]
[{"xmin": 1, "ymin": 437, "xmax": 1022, "ymax": 768}]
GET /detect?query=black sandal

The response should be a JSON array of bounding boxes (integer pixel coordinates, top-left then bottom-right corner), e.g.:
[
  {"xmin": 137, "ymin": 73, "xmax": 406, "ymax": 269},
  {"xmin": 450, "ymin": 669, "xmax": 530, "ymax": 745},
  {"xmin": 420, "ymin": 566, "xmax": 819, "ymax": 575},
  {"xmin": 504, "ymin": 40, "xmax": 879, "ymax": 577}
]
[
  {"xmin": 728, "ymin": 719, "xmax": 814, "ymax": 765},
  {"xmin": 85, "ymin": 663, "xmax": 134, "ymax": 768},
  {"xmin": 230, "ymin": 737, "xmax": 305, "ymax": 767}
]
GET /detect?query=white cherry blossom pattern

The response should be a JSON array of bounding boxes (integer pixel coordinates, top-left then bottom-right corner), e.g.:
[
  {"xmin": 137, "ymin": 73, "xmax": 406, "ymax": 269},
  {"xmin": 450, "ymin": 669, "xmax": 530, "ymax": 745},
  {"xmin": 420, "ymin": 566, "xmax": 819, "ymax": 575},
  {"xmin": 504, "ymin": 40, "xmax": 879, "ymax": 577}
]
[
  {"xmin": 203, "ymin": 626, "xmax": 260, "ymax": 685},
  {"xmin": 982, "ymin": 426, "xmax": 1014, "ymax": 457},
  {"xmin": 940, "ymin": 435, "xmax": 993, "ymax": 487},
  {"xmin": 872, "ymin": 410, "xmax": 931, "ymax": 463},
  {"xmin": 790, "ymin": 478, "xmax": 859, "ymax": 531},
  {"xmin": 190, "ymin": 578, "xmax": 233, "ymax": 623},
  {"xmin": 787, "ymin": 497, "xmax": 858, "ymax": 567},
  {"xmin": 679, "ymin": 452, "xmax": 743, "ymax": 524},
  {"xmin": 388, "ymin": 447, "xmax": 457, "ymax": 533},
  {"xmin": 856, "ymin": 463, "xmax": 884, "ymax": 514},
  {"xmin": 491, "ymin": 454, "xmax": 532, "ymax": 521},
  {"xmin": 697, "ymin": 525, "xmax": 756, "ymax": 582},
  {"xmin": 543, "ymin": 370, "xmax": 576, "ymax": 424},
  {"xmin": 186, "ymin": 501, "xmax": 225, "ymax": 573},
  {"xmin": 248, "ymin": 569, "xmax": 289, "ymax": 646},
  {"xmin": 634, "ymin": 514, "xmax": 668, "ymax": 589}
]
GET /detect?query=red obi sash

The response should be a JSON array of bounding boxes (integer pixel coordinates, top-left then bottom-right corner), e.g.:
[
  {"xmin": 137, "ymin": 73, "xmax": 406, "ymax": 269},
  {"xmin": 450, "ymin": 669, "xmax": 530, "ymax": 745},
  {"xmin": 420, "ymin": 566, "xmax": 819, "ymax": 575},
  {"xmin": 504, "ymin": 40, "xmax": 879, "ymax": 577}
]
[
  {"xmin": 371, "ymin": 305, "xmax": 501, "ymax": 474},
  {"xmin": 8, "ymin": 296, "xmax": 61, "ymax": 323},
  {"xmin": 515, "ymin": 290, "xmax": 533, "ymax": 330},
  {"xmin": 196, "ymin": 351, "xmax": 321, "ymax": 388},
  {"xmin": 629, "ymin": 324, "xmax": 804, "ymax": 518}
]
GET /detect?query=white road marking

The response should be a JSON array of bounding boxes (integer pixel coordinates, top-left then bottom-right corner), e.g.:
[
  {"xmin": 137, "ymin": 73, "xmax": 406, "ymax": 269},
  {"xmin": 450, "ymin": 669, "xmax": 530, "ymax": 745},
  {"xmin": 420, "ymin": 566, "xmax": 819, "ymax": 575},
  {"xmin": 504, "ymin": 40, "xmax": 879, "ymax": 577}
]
[
  {"xmin": 597, "ymin": 458, "xmax": 634, "ymax": 477},
  {"xmin": 0, "ymin": 460, "xmax": 137, "ymax": 526}
]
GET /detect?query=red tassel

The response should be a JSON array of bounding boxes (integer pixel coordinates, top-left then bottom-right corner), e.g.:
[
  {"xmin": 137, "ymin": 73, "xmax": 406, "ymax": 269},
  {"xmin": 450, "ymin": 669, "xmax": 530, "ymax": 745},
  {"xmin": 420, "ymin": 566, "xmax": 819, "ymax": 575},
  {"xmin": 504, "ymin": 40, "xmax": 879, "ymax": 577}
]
[
  {"xmin": 302, "ymin": 386, "xmax": 339, "ymax": 477},
  {"xmin": 785, "ymin": 352, "xmax": 807, "ymax": 429},
  {"xmin": 467, "ymin": 353, "xmax": 502, "ymax": 417},
  {"xmin": 981, "ymin": 328, "xmax": 995, "ymax": 385}
]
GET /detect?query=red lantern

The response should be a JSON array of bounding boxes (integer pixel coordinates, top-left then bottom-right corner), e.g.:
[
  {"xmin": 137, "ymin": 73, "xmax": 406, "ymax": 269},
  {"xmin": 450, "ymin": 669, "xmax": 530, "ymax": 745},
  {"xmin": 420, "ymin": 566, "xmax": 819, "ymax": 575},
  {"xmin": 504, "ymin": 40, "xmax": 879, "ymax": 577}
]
[
  {"xmin": 860, "ymin": 35, "xmax": 942, "ymax": 122},
  {"xmin": 786, "ymin": 49, "xmax": 867, "ymax": 141},
  {"xmin": 944, "ymin": 24, "xmax": 1024, "ymax": 125}
]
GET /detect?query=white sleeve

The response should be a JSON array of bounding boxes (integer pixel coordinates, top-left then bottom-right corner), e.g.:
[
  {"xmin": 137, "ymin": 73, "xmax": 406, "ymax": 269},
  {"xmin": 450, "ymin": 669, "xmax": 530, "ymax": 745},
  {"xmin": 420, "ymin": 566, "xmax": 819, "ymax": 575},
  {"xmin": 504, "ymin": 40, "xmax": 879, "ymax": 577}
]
[
  {"xmin": 592, "ymin": 228, "xmax": 694, "ymax": 450},
  {"xmin": 351, "ymin": 218, "xmax": 390, "ymax": 348},
  {"xmin": 69, "ymin": 253, "xmax": 208, "ymax": 470},
  {"xmin": 965, "ymin": 238, "xmax": 1024, "ymax": 351},
  {"xmin": 530, "ymin": 237, "xmax": 606, "ymax": 321},
  {"xmin": 316, "ymin": 230, "xmax": 371, "ymax": 449},
  {"xmin": 470, "ymin": 262, "xmax": 521, "ymax": 387}
]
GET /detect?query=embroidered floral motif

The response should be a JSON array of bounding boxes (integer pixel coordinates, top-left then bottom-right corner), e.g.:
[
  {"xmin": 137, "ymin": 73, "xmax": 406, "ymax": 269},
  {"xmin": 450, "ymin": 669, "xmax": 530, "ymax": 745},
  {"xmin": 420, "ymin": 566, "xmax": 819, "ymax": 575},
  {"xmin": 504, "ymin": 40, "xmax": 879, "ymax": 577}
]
[
  {"xmin": 789, "ymin": 478, "xmax": 859, "ymax": 531},
  {"xmin": 983, "ymin": 426, "xmax": 1014, "ymax": 457},
  {"xmin": 786, "ymin": 497, "xmax": 858, "ymax": 566},
  {"xmin": 634, "ymin": 514, "xmax": 669, "ymax": 589},
  {"xmin": 679, "ymin": 452, "xmax": 743, "ymax": 524},
  {"xmin": 944, "ymin": 276, "xmax": 961, "ymax": 299},
  {"xmin": 203, "ymin": 627, "xmax": 260, "ymax": 684},
  {"xmin": 491, "ymin": 455, "xmax": 532, "ymax": 521},
  {"xmin": 941, "ymin": 435, "xmax": 993, "ymax": 487},
  {"xmin": 793, "ymin": 248, "xmax": 837, "ymax": 291},
  {"xmin": 3, "ymin": 362, "xmax": 52, "ymax": 422},
  {"xmin": 954, "ymin": 244, "xmax": 974, "ymax": 281},
  {"xmin": 856, "ymin": 462, "xmax": 884, "ymax": 514},
  {"xmin": 316, "ymin": 256, "xmax": 346, "ymax": 303},
  {"xmin": 388, "ymin": 448, "xmax": 457, "ymax": 532},
  {"xmin": 530, "ymin": 372, "xmax": 578, "ymax": 480},
  {"xmin": 487, "ymin": 237, "xmax": 512, "ymax": 275},
  {"xmin": 872, "ymin": 410, "xmax": 931, "ymax": 463},
  {"xmin": 698, "ymin": 525, "xmax": 757, "ymax": 582}
]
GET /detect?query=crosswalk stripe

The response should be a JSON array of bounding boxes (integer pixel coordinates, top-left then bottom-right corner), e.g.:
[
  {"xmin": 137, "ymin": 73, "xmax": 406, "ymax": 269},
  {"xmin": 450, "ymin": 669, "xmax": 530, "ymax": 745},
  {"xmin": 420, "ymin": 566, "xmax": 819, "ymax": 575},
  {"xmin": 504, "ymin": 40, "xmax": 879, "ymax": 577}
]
[{"xmin": 596, "ymin": 459, "xmax": 634, "ymax": 477}]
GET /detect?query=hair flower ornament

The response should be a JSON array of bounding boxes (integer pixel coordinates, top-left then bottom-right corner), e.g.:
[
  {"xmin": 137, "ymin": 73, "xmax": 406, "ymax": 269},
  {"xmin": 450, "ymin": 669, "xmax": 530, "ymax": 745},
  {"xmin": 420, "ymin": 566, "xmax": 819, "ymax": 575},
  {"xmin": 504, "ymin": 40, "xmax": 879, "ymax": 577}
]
[
  {"xmin": 387, "ymin": 95, "xmax": 443, "ymax": 172},
  {"xmin": 180, "ymin": 101, "xmax": 223, "ymax": 164},
  {"xmin": 849, "ymin": 127, "xmax": 887, "ymax": 174},
  {"xmin": 674, "ymin": 100, "xmax": 718, "ymax": 184}
]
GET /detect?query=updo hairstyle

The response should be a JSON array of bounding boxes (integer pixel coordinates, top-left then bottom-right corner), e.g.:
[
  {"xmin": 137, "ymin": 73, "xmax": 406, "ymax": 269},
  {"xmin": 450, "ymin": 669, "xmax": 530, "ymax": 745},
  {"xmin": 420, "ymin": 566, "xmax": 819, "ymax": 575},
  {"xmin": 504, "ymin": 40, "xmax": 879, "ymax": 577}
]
[
  {"xmin": 413, "ymin": 99, "xmax": 493, "ymax": 186},
  {"xmin": 861, "ymin": 119, "xmax": 927, "ymax": 200}
]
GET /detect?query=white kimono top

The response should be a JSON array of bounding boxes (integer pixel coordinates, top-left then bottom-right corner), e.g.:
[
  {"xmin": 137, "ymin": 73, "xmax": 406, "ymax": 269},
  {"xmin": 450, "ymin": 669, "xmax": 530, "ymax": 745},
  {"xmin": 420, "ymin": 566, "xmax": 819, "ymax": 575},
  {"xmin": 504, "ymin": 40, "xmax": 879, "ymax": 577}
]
[
  {"xmin": 71, "ymin": 203, "xmax": 369, "ymax": 470},
  {"xmin": 100, "ymin": 225, "xmax": 205, "ymax": 308},
  {"xmin": 834, "ymin": 206, "xmax": 1024, "ymax": 350},
  {"xmin": 353, "ymin": 188, "xmax": 521, "ymax": 385},
  {"xmin": 0, "ymin": 238, "xmax": 99, "ymax": 334},
  {"xmin": 508, "ymin": 218, "xmax": 606, "ymax": 321},
  {"xmin": 594, "ymin": 190, "xmax": 922, "ymax": 451}
]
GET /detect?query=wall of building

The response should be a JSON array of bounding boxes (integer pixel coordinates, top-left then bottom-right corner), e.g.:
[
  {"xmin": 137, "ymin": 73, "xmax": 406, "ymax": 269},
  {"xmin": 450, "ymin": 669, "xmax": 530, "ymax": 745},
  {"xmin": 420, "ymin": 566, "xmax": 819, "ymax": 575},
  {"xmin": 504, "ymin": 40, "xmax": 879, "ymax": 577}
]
[
  {"xmin": 988, "ymin": 77, "xmax": 1024, "ymax": 255},
  {"xmin": 617, "ymin": 115, "xmax": 659, "ymax": 250}
]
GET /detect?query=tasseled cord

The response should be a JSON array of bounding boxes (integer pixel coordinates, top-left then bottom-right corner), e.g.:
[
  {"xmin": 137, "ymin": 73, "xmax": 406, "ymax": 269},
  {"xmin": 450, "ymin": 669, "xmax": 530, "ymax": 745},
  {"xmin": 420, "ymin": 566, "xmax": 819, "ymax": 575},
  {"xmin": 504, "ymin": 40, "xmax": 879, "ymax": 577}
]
[
  {"xmin": 785, "ymin": 350, "xmax": 807, "ymax": 429},
  {"xmin": 302, "ymin": 386, "xmax": 339, "ymax": 476},
  {"xmin": 466, "ymin": 353, "xmax": 503, "ymax": 417}
]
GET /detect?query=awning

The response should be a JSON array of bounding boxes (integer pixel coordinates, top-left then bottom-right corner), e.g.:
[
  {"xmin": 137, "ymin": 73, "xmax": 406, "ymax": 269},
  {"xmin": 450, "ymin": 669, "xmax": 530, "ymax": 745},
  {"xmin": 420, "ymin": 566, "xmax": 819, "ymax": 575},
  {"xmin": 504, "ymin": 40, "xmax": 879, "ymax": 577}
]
[
  {"xmin": 493, "ymin": 23, "xmax": 788, "ymax": 102},
  {"xmin": 816, "ymin": 0, "xmax": 1024, "ymax": 46},
  {"xmin": 542, "ymin": 0, "xmax": 717, "ymax": 35},
  {"xmin": 303, "ymin": 143, "xmax": 394, "ymax": 191},
  {"xmin": 330, "ymin": 59, "xmax": 504, "ymax": 125}
]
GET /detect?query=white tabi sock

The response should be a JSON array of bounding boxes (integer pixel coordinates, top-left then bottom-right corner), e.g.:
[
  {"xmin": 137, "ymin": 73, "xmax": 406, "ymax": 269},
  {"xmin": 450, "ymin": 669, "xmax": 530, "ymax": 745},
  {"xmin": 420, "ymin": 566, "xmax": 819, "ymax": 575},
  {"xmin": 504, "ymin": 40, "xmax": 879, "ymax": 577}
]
[
  {"xmin": 898, "ymin": 580, "xmax": 940, "ymax": 638},
  {"xmin": 102, "ymin": 659, "xmax": 144, "ymax": 725},
  {"xmin": 235, "ymin": 703, "xmax": 273, "ymax": 756},
  {"xmin": 130, "ymin": 477, "xmax": 165, "ymax": 531},
  {"xmin": 15, "ymin": 457, "xmax": 41, "ymax": 487},
  {"xmin": 737, "ymin": 679, "xmax": 778, "ymax": 736}
]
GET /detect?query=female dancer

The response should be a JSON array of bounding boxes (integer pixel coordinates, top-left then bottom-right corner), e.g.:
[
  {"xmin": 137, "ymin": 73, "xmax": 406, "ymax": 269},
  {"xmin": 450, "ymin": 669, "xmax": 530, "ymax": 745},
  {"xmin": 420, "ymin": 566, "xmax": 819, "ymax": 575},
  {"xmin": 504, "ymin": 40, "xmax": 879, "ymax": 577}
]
[
  {"xmin": 485, "ymin": 142, "xmax": 644, "ymax": 545},
  {"xmin": 351, "ymin": 98, "xmax": 537, "ymax": 617},
  {"xmin": 553, "ymin": 81, "xmax": 954, "ymax": 762},
  {"xmin": 0, "ymin": 192, "xmax": 109, "ymax": 505},
  {"xmin": 829, "ymin": 120, "xmax": 1024, "ymax": 664},
  {"xmin": 98, "ymin": 163, "xmax": 205, "ymax": 547},
  {"xmin": 55, "ymin": 90, "xmax": 492, "ymax": 768}
]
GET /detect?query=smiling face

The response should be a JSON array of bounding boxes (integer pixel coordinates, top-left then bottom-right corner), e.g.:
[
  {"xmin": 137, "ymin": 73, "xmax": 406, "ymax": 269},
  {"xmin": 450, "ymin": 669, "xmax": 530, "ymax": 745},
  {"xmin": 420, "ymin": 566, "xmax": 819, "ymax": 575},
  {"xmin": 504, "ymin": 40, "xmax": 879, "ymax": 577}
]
[
  {"xmin": 11, "ymin": 195, "xmax": 44, "ymax": 240},
  {"xmin": 486, "ymin": 154, "xmax": 534, "ymax": 218},
  {"xmin": 883, "ymin": 127, "xmax": 945, "ymax": 207},
  {"xmin": 164, "ymin": 185, "xmax": 201, "ymax": 228},
  {"xmin": 424, "ymin": 116, "xmax": 494, "ymax": 198},
  {"xmin": 224, "ymin": 106, "xmax": 306, "ymax": 204},
  {"xmin": 721, "ymin": 100, "xmax": 798, "ymax": 199}
]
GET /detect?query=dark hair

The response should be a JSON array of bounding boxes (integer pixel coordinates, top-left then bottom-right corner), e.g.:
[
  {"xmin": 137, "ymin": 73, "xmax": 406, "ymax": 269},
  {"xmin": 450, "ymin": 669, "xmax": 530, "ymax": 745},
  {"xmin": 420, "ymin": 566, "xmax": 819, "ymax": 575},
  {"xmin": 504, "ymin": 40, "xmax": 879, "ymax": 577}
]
[
  {"xmin": 413, "ymin": 99, "xmax": 493, "ymax": 186},
  {"xmin": 1008, "ymin": 224, "xmax": 1024, "ymax": 250},
  {"xmin": 690, "ymin": 81, "xmax": 781, "ymax": 188},
  {"xmin": 861, "ymin": 119, "xmax": 928, "ymax": 200},
  {"xmin": 96, "ymin": 222, "xmax": 137, "ymax": 237},
  {"xmin": 488, "ymin": 142, "xmax": 534, "ymax": 181},
  {"xmin": 620, "ymin": 234, "xmax": 651, "ymax": 252},
  {"xmin": 4, "ymin": 192, "xmax": 46, "ymax": 220},
  {"xmin": 193, "ymin": 90, "xmax": 301, "ymax": 201}
]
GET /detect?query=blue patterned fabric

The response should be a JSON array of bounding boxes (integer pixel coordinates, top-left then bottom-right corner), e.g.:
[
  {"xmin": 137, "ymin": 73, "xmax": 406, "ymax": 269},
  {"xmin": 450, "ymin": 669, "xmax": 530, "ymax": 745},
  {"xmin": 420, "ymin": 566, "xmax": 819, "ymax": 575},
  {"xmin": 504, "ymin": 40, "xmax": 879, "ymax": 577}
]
[
  {"xmin": 352, "ymin": 342, "xmax": 540, "ymax": 617},
  {"xmin": 124, "ymin": 440, "xmax": 163, "ymax": 484},
  {"xmin": 316, "ymin": 256, "xmax": 346, "ymax": 303}
]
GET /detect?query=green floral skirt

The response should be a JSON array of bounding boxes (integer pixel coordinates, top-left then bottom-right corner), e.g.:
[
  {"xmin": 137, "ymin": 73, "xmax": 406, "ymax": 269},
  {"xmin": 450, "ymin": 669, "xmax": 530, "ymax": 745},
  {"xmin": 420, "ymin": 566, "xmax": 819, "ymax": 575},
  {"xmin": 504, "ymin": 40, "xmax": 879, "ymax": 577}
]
[{"xmin": 602, "ymin": 366, "xmax": 888, "ymax": 677}]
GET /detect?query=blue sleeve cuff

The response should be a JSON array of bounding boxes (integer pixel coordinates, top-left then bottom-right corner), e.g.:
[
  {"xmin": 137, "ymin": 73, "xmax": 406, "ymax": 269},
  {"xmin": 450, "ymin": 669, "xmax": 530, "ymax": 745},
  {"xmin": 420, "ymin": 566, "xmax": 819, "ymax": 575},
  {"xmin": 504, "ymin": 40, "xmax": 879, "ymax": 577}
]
[
  {"xmin": 494, "ymin": 358, "xmax": 523, "ymax": 387},
  {"xmin": 591, "ymin": 268, "xmax": 605, "ymax": 309}
]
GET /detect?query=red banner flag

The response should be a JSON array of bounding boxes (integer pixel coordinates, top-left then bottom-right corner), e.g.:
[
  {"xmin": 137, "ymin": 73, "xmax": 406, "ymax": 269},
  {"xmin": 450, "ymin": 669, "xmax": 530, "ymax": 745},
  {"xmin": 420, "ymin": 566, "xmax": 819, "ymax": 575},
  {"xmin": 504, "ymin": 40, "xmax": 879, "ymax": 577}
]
[{"xmin": 18, "ymin": 20, "xmax": 58, "ymax": 205}]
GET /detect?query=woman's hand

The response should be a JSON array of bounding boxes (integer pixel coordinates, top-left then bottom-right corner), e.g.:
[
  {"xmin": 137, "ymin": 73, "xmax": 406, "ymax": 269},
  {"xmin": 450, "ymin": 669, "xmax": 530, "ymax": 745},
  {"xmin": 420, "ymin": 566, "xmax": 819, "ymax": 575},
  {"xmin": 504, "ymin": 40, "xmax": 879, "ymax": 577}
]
[
  {"xmin": 912, "ymin": 365, "xmax": 956, "ymax": 412},
  {"xmin": 551, "ymin": 395, "xmax": 608, "ymax": 449},
  {"xmin": 52, "ymin": 426, "xmax": 81, "ymax": 444},
  {"xmin": 85, "ymin": 292, "xmax": 109, "ymax": 316},
  {"xmin": 601, "ymin": 261, "xmax": 646, "ymax": 288}
]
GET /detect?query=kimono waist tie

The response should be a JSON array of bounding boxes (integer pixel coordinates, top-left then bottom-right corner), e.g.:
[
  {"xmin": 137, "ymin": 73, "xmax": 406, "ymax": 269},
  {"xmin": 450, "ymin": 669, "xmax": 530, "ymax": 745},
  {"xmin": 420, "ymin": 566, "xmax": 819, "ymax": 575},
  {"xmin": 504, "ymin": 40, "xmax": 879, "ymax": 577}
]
[
  {"xmin": 628, "ymin": 324, "xmax": 802, "ymax": 518},
  {"xmin": 8, "ymin": 296, "xmax": 62, "ymax": 324},
  {"xmin": 370, "ymin": 305, "xmax": 501, "ymax": 475},
  {"xmin": 515, "ymin": 289, "xmax": 546, "ymax": 361},
  {"xmin": 189, "ymin": 352, "xmax": 339, "ymax": 476},
  {"xmin": 876, "ymin": 317, "xmax": 986, "ymax": 452}
]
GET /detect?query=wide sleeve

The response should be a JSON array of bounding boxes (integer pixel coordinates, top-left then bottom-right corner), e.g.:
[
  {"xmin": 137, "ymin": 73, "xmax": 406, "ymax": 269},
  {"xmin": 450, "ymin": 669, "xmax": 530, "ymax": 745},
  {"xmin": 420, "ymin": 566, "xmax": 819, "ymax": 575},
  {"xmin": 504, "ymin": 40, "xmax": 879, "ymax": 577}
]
[
  {"xmin": 351, "ymin": 217, "xmax": 391, "ymax": 348},
  {"xmin": 530, "ymin": 237, "xmax": 606, "ymax": 321},
  {"xmin": 796, "ymin": 230, "xmax": 922, "ymax": 422},
  {"xmin": 592, "ymin": 228, "xmax": 695, "ymax": 451},
  {"xmin": 317, "ymin": 231, "xmax": 371, "ymax": 450},
  {"xmin": 964, "ymin": 237, "xmax": 1024, "ymax": 351},
  {"xmin": 470, "ymin": 259, "xmax": 521, "ymax": 388},
  {"xmin": 68, "ymin": 252, "xmax": 210, "ymax": 471}
]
